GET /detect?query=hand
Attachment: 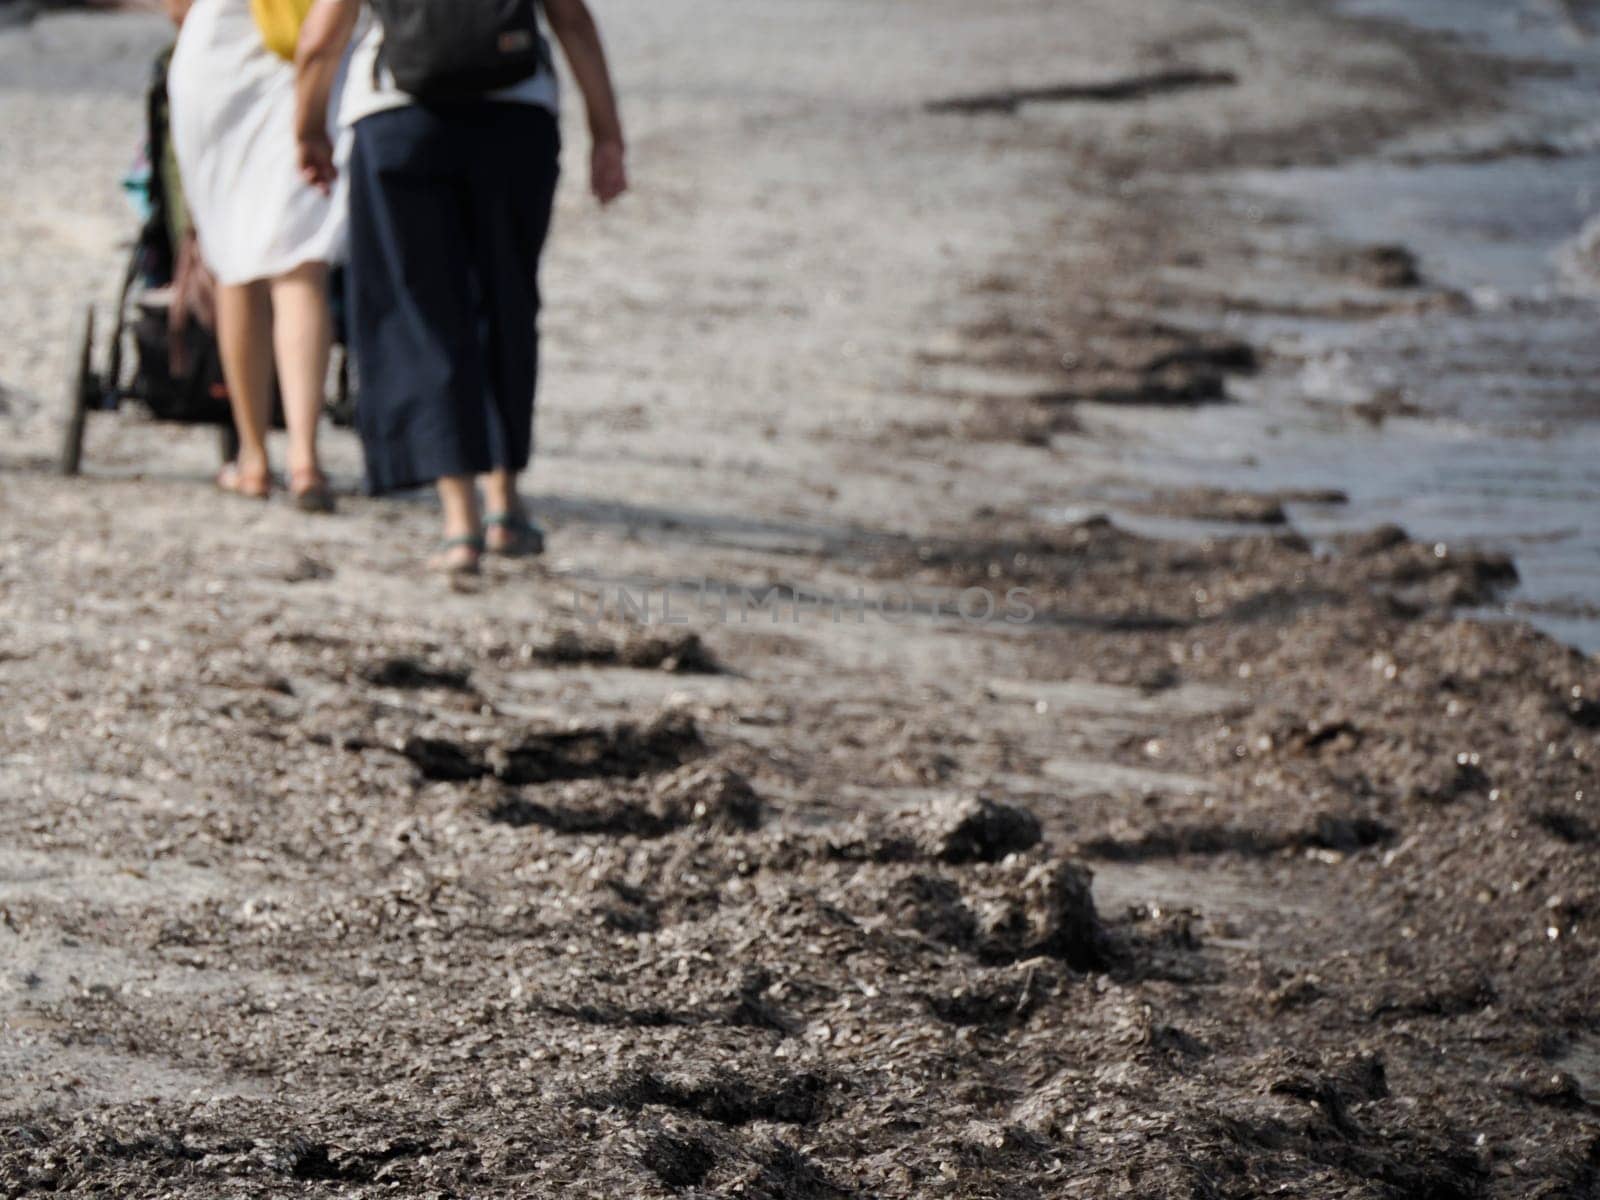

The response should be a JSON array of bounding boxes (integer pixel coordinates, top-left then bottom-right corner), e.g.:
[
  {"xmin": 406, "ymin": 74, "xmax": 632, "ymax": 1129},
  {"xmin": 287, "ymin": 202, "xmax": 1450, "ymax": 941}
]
[
  {"xmin": 298, "ymin": 131, "xmax": 337, "ymax": 196},
  {"xmin": 591, "ymin": 139, "xmax": 627, "ymax": 206}
]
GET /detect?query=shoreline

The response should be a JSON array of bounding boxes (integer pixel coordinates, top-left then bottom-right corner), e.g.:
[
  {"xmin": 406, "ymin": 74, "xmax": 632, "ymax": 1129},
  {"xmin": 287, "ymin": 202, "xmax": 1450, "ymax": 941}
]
[{"xmin": 952, "ymin": 0, "xmax": 1600, "ymax": 652}]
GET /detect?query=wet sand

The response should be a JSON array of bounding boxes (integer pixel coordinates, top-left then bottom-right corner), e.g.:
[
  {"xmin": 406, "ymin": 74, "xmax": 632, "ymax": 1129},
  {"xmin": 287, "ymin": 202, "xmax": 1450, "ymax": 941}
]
[
  {"xmin": 3, "ymin": 1, "xmax": 1599, "ymax": 1196},
  {"xmin": 1063, "ymin": 0, "xmax": 1600, "ymax": 651}
]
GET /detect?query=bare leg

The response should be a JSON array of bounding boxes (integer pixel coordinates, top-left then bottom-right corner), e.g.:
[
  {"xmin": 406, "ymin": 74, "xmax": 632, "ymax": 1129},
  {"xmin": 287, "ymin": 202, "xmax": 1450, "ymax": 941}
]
[
  {"xmin": 216, "ymin": 279, "xmax": 274, "ymax": 492},
  {"xmin": 270, "ymin": 261, "xmax": 333, "ymax": 507},
  {"xmin": 482, "ymin": 470, "xmax": 519, "ymax": 519},
  {"xmin": 431, "ymin": 475, "xmax": 483, "ymax": 573}
]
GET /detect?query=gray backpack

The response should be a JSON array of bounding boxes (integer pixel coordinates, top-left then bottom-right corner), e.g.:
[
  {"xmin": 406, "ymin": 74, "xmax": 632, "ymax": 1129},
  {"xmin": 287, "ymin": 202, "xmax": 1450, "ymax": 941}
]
[{"xmin": 371, "ymin": 0, "xmax": 552, "ymax": 103}]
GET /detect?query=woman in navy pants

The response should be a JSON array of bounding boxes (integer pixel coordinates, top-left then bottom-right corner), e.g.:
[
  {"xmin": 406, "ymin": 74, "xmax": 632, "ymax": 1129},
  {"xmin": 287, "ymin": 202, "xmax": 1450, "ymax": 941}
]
[{"xmin": 295, "ymin": 0, "xmax": 627, "ymax": 573}]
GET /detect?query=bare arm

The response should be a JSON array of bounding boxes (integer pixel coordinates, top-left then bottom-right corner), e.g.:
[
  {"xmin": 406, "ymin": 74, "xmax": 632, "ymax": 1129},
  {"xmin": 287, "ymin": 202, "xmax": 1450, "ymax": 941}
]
[
  {"xmin": 543, "ymin": 0, "xmax": 628, "ymax": 204},
  {"xmin": 294, "ymin": 0, "xmax": 362, "ymax": 193}
]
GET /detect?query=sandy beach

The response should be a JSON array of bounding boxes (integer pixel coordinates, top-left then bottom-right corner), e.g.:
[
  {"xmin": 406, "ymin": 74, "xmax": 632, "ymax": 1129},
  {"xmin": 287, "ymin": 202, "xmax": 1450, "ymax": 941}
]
[{"xmin": 3, "ymin": 0, "xmax": 1600, "ymax": 1195}]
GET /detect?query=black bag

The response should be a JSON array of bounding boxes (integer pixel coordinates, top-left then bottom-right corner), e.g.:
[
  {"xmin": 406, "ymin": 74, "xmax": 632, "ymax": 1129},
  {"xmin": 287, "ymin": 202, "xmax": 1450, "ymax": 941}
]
[{"xmin": 370, "ymin": 0, "xmax": 551, "ymax": 103}]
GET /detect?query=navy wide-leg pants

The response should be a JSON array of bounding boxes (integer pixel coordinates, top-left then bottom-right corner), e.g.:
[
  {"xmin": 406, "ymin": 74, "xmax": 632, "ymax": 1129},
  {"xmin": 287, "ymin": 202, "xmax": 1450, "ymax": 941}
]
[{"xmin": 347, "ymin": 103, "xmax": 559, "ymax": 494}]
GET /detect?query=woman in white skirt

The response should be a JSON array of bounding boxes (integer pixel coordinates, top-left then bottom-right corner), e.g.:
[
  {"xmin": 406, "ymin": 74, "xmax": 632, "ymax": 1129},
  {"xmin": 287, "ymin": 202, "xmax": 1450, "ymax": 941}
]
[{"xmin": 166, "ymin": 0, "xmax": 344, "ymax": 510}]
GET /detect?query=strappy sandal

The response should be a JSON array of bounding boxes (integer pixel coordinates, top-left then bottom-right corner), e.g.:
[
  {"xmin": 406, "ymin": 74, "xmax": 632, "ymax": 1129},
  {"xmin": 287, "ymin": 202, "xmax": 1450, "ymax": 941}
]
[
  {"xmin": 427, "ymin": 533, "xmax": 485, "ymax": 577},
  {"xmin": 216, "ymin": 460, "xmax": 272, "ymax": 500},
  {"xmin": 484, "ymin": 511, "xmax": 546, "ymax": 558},
  {"xmin": 289, "ymin": 468, "xmax": 337, "ymax": 515}
]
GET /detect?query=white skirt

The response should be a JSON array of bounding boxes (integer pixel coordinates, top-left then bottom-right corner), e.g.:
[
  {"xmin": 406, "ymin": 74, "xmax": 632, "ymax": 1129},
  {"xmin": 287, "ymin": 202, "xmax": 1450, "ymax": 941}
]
[{"xmin": 167, "ymin": 0, "xmax": 346, "ymax": 285}]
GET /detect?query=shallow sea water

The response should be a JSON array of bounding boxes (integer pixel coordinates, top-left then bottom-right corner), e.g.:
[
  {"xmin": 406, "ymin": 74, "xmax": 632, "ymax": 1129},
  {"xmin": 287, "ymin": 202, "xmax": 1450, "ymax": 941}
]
[{"xmin": 1072, "ymin": 0, "xmax": 1600, "ymax": 651}]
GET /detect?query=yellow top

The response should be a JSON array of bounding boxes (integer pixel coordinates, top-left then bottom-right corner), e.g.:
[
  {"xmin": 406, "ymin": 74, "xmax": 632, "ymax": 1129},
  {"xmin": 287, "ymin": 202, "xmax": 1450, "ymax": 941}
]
[{"xmin": 249, "ymin": 0, "xmax": 315, "ymax": 61}]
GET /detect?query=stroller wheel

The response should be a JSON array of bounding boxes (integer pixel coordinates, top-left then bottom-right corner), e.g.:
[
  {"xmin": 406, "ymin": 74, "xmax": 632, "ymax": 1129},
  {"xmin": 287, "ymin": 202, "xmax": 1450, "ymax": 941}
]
[{"xmin": 60, "ymin": 305, "xmax": 97, "ymax": 477}]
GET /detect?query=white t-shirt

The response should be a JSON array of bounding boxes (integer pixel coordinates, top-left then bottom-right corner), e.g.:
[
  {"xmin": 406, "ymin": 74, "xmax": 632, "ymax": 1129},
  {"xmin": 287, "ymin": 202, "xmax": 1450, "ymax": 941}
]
[{"xmin": 330, "ymin": 0, "xmax": 560, "ymax": 128}]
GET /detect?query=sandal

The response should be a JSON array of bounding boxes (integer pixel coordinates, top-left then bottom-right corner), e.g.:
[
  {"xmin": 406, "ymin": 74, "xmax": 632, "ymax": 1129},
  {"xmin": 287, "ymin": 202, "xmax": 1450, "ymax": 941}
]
[
  {"xmin": 289, "ymin": 468, "xmax": 337, "ymax": 515},
  {"xmin": 216, "ymin": 460, "xmax": 272, "ymax": 500},
  {"xmin": 427, "ymin": 533, "xmax": 485, "ymax": 577},
  {"xmin": 484, "ymin": 511, "xmax": 546, "ymax": 558}
]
